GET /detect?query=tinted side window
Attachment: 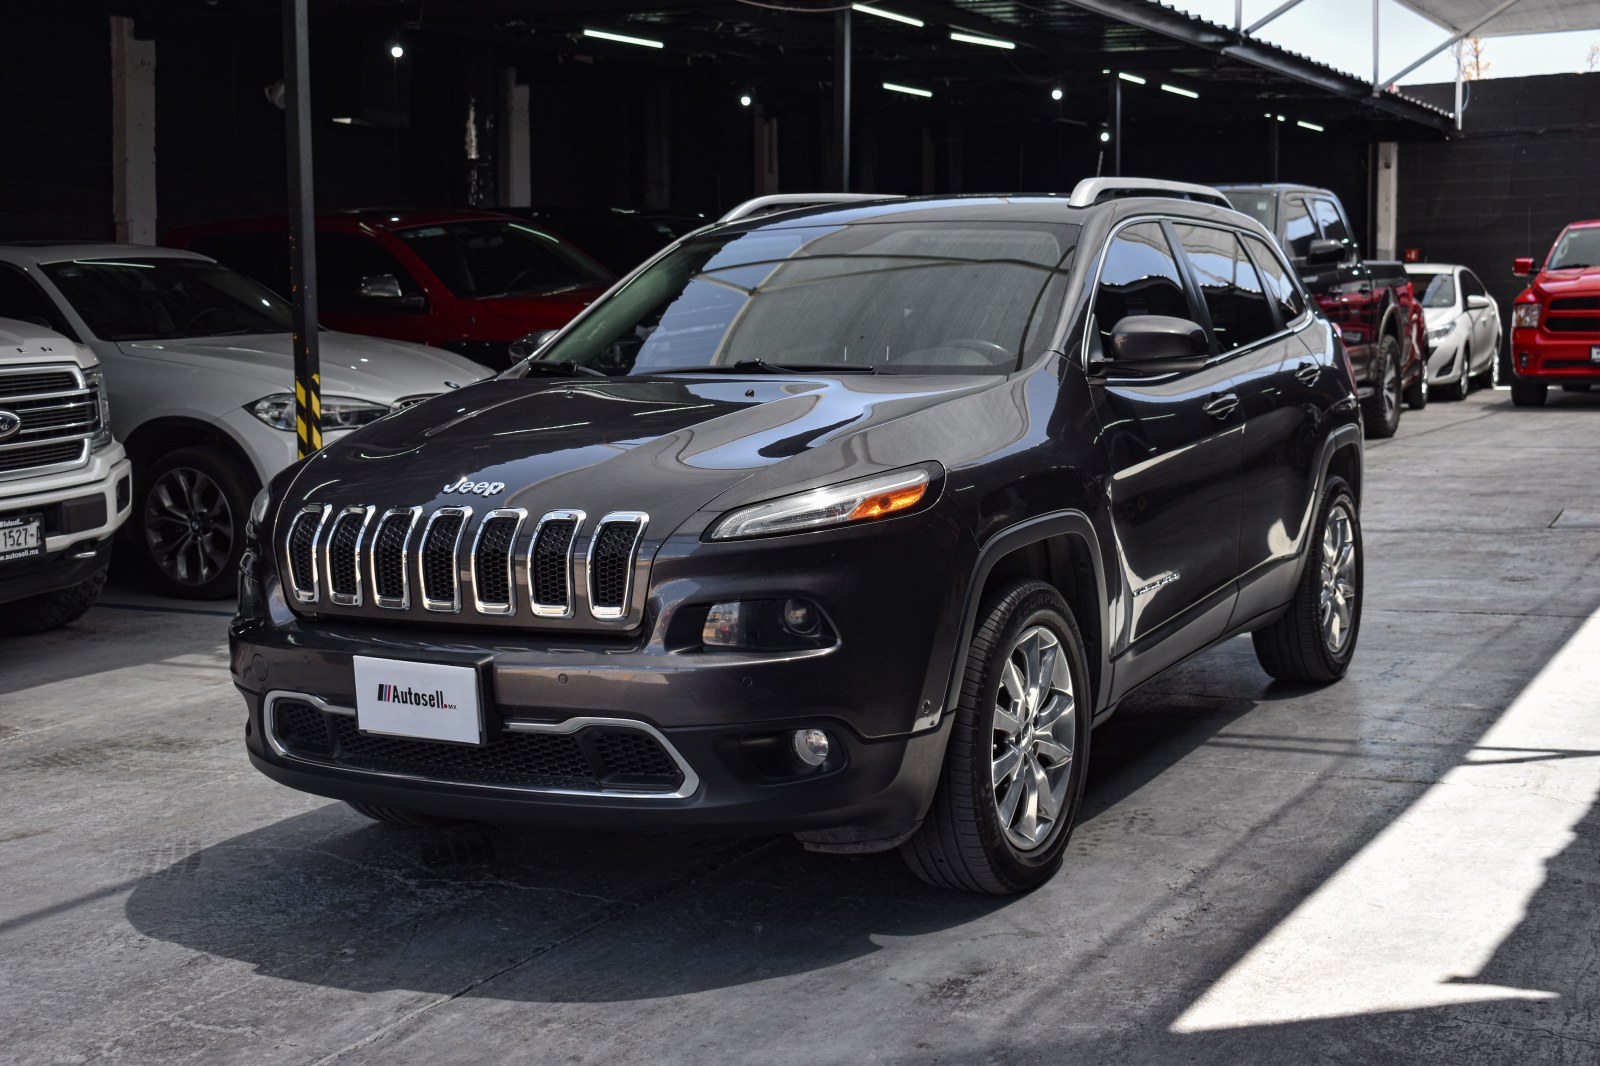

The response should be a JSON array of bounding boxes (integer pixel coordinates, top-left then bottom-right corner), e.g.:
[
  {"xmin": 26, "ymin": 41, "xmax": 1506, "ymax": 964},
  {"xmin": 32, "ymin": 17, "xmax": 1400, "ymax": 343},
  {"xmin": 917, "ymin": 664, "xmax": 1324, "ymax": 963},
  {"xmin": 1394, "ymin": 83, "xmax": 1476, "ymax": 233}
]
[
  {"xmin": 317, "ymin": 234, "xmax": 422, "ymax": 314},
  {"xmin": 1243, "ymin": 234, "xmax": 1305, "ymax": 322},
  {"xmin": 186, "ymin": 233, "xmax": 291, "ymax": 299},
  {"xmin": 1461, "ymin": 270, "xmax": 1487, "ymax": 299},
  {"xmin": 1172, "ymin": 224, "xmax": 1276, "ymax": 351},
  {"xmin": 1093, "ymin": 222, "xmax": 1191, "ymax": 349},
  {"xmin": 1283, "ymin": 198, "xmax": 1317, "ymax": 258},
  {"xmin": 1312, "ymin": 199, "xmax": 1352, "ymax": 246},
  {"xmin": 0, "ymin": 265, "xmax": 74, "ymax": 338}
]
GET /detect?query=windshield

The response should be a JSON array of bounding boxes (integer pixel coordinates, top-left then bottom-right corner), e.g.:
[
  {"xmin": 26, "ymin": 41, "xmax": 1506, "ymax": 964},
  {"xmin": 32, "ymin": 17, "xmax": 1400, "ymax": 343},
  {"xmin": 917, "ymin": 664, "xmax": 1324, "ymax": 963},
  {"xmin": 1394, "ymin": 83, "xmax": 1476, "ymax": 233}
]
[
  {"xmin": 394, "ymin": 220, "xmax": 613, "ymax": 298},
  {"xmin": 525, "ymin": 220, "xmax": 1079, "ymax": 377},
  {"xmin": 40, "ymin": 257, "xmax": 294, "ymax": 341},
  {"xmin": 1409, "ymin": 272, "xmax": 1456, "ymax": 309},
  {"xmin": 1547, "ymin": 227, "xmax": 1600, "ymax": 271}
]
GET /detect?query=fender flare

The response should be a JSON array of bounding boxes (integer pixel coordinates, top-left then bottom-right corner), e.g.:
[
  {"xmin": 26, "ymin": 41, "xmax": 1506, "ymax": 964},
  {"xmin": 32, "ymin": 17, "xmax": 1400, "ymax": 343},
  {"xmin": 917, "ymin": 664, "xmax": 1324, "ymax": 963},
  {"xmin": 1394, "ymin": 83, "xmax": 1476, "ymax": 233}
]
[
  {"xmin": 1287, "ymin": 422, "xmax": 1364, "ymax": 589},
  {"xmin": 930, "ymin": 510, "xmax": 1114, "ymax": 731}
]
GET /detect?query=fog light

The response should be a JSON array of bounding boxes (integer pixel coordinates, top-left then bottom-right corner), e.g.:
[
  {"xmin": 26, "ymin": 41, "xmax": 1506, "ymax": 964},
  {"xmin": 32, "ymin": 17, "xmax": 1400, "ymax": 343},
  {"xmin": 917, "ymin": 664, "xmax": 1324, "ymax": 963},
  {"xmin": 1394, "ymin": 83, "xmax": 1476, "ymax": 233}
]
[
  {"xmin": 703, "ymin": 602, "xmax": 744, "ymax": 647},
  {"xmin": 783, "ymin": 598, "xmax": 819, "ymax": 636},
  {"xmin": 793, "ymin": 728, "xmax": 830, "ymax": 767},
  {"xmin": 1519, "ymin": 352, "xmax": 1531, "ymax": 368}
]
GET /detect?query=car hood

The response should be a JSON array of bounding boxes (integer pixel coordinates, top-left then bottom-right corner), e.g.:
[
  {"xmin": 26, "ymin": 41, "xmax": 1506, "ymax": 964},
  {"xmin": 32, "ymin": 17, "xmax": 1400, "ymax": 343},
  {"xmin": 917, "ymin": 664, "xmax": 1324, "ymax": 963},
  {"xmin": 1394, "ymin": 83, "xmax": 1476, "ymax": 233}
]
[
  {"xmin": 115, "ymin": 331, "xmax": 492, "ymax": 401},
  {"xmin": 1423, "ymin": 306, "xmax": 1459, "ymax": 327},
  {"xmin": 1531, "ymin": 266, "xmax": 1600, "ymax": 298},
  {"xmin": 462, "ymin": 285, "xmax": 612, "ymax": 336},
  {"xmin": 282, "ymin": 371, "xmax": 1000, "ymax": 535}
]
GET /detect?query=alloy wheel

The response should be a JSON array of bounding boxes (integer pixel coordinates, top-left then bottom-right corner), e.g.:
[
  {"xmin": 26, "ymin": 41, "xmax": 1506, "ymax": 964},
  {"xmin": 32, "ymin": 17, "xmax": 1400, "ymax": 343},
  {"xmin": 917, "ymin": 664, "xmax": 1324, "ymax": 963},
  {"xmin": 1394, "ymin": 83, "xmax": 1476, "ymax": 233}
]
[
  {"xmin": 991, "ymin": 625, "xmax": 1077, "ymax": 851},
  {"xmin": 1383, "ymin": 356, "xmax": 1400, "ymax": 424},
  {"xmin": 144, "ymin": 466, "xmax": 235, "ymax": 587},
  {"xmin": 1319, "ymin": 500, "xmax": 1358, "ymax": 655}
]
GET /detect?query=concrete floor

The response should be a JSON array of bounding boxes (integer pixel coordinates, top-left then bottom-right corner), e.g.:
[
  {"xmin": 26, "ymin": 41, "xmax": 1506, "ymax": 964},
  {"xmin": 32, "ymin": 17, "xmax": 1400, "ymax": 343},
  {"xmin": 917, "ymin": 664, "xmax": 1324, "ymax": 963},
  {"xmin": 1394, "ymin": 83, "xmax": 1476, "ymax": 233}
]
[{"xmin": 3, "ymin": 385, "xmax": 1599, "ymax": 1065}]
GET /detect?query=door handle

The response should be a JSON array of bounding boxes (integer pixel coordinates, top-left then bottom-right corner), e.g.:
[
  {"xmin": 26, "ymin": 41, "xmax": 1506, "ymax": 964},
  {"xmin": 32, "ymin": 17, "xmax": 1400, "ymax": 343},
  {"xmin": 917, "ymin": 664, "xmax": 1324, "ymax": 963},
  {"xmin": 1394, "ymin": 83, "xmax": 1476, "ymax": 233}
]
[
  {"xmin": 1202, "ymin": 393, "xmax": 1239, "ymax": 419},
  {"xmin": 1294, "ymin": 361, "xmax": 1320, "ymax": 385}
]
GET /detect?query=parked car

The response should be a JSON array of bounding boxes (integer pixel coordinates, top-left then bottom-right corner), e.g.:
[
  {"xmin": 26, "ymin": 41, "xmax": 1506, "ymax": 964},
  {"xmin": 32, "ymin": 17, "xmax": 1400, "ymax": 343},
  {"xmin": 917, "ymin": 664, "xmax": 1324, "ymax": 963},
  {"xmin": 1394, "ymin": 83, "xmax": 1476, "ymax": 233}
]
[
  {"xmin": 1217, "ymin": 183, "xmax": 1427, "ymax": 436},
  {"xmin": 0, "ymin": 318, "xmax": 131, "ymax": 632},
  {"xmin": 1405, "ymin": 263, "xmax": 1502, "ymax": 400},
  {"xmin": 164, "ymin": 210, "xmax": 614, "ymax": 370},
  {"xmin": 232, "ymin": 179, "xmax": 1364, "ymax": 895},
  {"xmin": 504, "ymin": 206, "xmax": 681, "ymax": 277},
  {"xmin": 1508, "ymin": 220, "xmax": 1600, "ymax": 405},
  {"xmin": 0, "ymin": 244, "xmax": 491, "ymax": 599}
]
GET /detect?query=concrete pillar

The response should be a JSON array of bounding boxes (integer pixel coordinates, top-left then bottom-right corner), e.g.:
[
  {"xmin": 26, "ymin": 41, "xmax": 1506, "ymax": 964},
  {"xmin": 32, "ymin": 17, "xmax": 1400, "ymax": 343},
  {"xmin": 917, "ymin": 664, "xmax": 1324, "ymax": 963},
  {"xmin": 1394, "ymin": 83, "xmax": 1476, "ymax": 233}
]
[
  {"xmin": 753, "ymin": 109, "xmax": 779, "ymax": 196},
  {"xmin": 110, "ymin": 16, "xmax": 155, "ymax": 245},
  {"xmin": 499, "ymin": 70, "xmax": 530, "ymax": 207},
  {"xmin": 644, "ymin": 86, "xmax": 670, "ymax": 210},
  {"xmin": 1375, "ymin": 141, "xmax": 1398, "ymax": 260}
]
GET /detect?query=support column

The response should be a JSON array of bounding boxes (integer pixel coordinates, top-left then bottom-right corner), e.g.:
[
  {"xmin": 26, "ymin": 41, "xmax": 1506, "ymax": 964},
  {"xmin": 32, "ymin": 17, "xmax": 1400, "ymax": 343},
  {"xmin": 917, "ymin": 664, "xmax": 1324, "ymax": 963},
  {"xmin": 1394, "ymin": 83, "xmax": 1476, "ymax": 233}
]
[
  {"xmin": 833, "ymin": 8, "xmax": 851, "ymax": 191},
  {"xmin": 1375, "ymin": 141, "xmax": 1398, "ymax": 259},
  {"xmin": 499, "ymin": 69, "xmax": 530, "ymax": 207},
  {"xmin": 644, "ymin": 85, "xmax": 670, "ymax": 210},
  {"xmin": 282, "ymin": 0, "xmax": 321, "ymax": 458},
  {"xmin": 110, "ymin": 16, "xmax": 155, "ymax": 245},
  {"xmin": 1111, "ymin": 77, "xmax": 1122, "ymax": 177},
  {"xmin": 1268, "ymin": 116, "xmax": 1280, "ymax": 182}
]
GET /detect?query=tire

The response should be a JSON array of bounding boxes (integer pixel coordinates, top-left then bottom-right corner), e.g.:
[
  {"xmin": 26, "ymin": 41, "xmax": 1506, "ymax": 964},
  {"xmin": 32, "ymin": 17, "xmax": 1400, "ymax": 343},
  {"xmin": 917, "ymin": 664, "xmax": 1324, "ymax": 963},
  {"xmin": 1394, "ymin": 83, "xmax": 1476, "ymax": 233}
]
[
  {"xmin": 1511, "ymin": 379, "xmax": 1548, "ymax": 407},
  {"xmin": 0, "ymin": 566, "xmax": 107, "ymax": 634},
  {"xmin": 1361, "ymin": 334, "xmax": 1403, "ymax": 438},
  {"xmin": 901, "ymin": 578, "xmax": 1091, "ymax": 895},
  {"xmin": 134, "ymin": 446, "xmax": 256, "ymax": 599},
  {"xmin": 1439, "ymin": 345, "xmax": 1469, "ymax": 402},
  {"xmin": 346, "ymin": 801, "xmax": 460, "ymax": 827},
  {"xmin": 1251, "ymin": 477, "xmax": 1362, "ymax": 684},
  {"xmin": 1404, "ymin": 352, "xmax": 1429, "ymax": 410}
]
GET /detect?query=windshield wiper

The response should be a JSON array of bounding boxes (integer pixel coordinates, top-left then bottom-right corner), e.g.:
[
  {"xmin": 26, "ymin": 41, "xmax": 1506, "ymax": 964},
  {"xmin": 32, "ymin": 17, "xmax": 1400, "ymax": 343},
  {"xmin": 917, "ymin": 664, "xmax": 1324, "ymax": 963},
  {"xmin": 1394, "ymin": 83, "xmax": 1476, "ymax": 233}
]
[
  {"xmin": 517, "ymin": 358, "xmax": 606, "ymax": 379},
  {"xmin": 651, "ymin": 360, "xmax": 879, "ymax": 376}
]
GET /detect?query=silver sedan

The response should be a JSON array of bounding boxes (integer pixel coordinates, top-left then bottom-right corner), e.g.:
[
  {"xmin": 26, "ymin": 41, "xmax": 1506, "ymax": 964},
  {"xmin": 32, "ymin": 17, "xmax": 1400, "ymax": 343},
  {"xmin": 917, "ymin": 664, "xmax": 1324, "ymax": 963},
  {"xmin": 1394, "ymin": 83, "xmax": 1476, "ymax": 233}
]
[{"xmin": 1406, "ymin": 263, "xmax": 1502, "ymax": 400}]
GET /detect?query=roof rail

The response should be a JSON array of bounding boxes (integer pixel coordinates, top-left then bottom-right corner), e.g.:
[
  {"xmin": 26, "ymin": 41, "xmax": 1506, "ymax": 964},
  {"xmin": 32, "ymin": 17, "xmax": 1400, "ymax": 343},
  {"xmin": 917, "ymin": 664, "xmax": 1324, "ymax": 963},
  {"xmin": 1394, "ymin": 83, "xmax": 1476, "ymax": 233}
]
[
  {"xmin": 1066, "ymin": 177, "xmax": 1231, "ymax": 209},
  {"xmin": 717, "ymin": 193, "xmax": 903, "ymax": 224}
]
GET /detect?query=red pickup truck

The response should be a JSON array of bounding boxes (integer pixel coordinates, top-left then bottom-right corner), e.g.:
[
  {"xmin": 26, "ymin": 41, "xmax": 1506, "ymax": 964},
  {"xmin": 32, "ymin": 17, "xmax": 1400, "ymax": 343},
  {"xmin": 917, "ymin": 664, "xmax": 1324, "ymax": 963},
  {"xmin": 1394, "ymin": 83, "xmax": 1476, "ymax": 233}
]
[
  {"xmin": 1508, "ymin": 220, "xmax": 1600, "ymax": 405},
  {"xmin": 1218, "ymin": 184, "xmax": 1428, "ymax": 437}
]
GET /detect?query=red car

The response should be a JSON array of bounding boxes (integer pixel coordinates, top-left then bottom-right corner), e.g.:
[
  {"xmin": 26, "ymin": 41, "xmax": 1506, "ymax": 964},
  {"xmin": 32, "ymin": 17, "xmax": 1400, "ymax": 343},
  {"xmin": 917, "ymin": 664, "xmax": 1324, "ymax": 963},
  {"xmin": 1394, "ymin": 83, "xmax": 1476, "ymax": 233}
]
[
  {"xmin": 1509, "ymin": 220, "xmax": 1600, "ymax": 405},
  {"xmin": 164, "ymin": 209, "xmax": 613, "ymax": 369}
]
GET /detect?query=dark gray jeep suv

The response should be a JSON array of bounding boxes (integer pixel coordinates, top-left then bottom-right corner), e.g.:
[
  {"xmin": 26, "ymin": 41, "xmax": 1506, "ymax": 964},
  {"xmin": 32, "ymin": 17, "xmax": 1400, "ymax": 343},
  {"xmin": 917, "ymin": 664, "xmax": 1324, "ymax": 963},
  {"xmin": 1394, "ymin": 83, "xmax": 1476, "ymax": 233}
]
[{"xmin": 232, "ymin": 180, "xmax": 1364, "ymax": 894}]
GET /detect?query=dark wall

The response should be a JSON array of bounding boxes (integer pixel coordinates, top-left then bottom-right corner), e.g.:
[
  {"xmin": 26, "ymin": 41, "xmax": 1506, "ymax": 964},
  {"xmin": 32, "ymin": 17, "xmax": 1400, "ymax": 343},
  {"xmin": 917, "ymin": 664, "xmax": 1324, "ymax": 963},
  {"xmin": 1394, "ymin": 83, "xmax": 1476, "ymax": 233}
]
[
  {"xmin": 1397, "ymin": 73, "xmax": 1600, "ymax": 315},
  {"xmin": 0, "ymin": 2, "xmax": 114, "ymax": 240}
]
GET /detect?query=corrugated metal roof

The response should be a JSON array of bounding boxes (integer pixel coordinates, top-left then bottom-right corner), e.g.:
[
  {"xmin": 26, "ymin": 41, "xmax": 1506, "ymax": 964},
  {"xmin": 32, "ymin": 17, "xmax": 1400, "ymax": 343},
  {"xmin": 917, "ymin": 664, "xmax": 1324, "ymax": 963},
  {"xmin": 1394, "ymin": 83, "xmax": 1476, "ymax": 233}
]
[{"xmin": 1396, "ymin": 0, "xmax": 1600, "ymax": 37}]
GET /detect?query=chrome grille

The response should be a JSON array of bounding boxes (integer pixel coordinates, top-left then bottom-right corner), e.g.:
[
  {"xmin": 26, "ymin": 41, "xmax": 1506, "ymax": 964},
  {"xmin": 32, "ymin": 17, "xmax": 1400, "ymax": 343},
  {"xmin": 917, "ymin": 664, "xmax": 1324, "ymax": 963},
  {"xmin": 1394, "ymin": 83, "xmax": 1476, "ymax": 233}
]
[
  {"xmin": 281, "ymin": 504, "xmax": 648, "ymax": 624},
  {"xmin": 471, "ymin": 509, "xmax": 525, "ymax": 615},
  {"xmin": 285, "ymin": 506, "xmax": 330, "ymax": 603},
  {"xmin": 0, "ymin": 363, "xmax": 100, "ymax": 482},
  {"xmin": 420, "ymin": 508, "xmax": 470, "ymax": 612},
  {"xmin": 369, "ymin": 508, "xmax": 419, "ymax": 608},
  {"xmin": 530, "ymin": 510, "xmax": 583, "ymax": 617},
  {"xmin": 589, "ymin": 513, "xmax": 647, "ymax": 619}
]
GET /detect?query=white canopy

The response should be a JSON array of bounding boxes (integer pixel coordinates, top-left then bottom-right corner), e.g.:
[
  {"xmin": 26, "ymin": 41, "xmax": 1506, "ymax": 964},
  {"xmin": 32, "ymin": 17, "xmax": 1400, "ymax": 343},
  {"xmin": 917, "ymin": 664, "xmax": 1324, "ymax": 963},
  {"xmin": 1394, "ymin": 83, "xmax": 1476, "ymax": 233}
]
[{"xmin": 1397, "ymin": 0, "xmax": 1600, "ymax": 38}]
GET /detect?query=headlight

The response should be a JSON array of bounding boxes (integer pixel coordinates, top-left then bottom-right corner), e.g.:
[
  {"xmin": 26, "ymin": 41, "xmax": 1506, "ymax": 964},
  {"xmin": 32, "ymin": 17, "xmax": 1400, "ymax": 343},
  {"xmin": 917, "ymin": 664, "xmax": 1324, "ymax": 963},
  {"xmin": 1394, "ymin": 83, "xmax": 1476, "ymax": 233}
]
[
  {"xmin": 85, "ymin": 366, "xmax": 113, "ymax": 449},
  {"xmin": 1512, "ymin": 304, "xmax": 1541, "ymax": 329},
  {"xmin": 707, "ymin": 463, "xmax": 941, "ymax": 540},
  {"xmin": 246, "ymin": 394, "xmax": 390, "ymax": 432},
  {"xmin": 1427, "ymin": 321, "xmax": 1458, "ymax": 342}
]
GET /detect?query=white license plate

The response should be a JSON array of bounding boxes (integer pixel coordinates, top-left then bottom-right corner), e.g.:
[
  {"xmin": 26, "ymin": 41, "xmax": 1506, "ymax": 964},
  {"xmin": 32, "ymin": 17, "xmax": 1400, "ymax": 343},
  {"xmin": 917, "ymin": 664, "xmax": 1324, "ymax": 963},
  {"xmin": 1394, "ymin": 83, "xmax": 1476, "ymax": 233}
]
[
  {"xmin": 0, "ymin": 514, "xmax": 43, "ymax": 564},
  {"xmin": 1590, "ymin": 345, "xmax": 1600, "ymax": 364},
  {"xmin": 353, "ymin": 656, "xmax": 484, "ymax": 746}
]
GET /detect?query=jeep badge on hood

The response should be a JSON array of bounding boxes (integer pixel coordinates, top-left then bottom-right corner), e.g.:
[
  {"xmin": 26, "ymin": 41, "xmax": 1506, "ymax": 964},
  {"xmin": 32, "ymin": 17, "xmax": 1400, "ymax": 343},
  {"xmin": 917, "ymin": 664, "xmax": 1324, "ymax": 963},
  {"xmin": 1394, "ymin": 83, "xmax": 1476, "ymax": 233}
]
[{"xmin": 443, "ymin": 478, "xmax": 506, "ymax": 497}]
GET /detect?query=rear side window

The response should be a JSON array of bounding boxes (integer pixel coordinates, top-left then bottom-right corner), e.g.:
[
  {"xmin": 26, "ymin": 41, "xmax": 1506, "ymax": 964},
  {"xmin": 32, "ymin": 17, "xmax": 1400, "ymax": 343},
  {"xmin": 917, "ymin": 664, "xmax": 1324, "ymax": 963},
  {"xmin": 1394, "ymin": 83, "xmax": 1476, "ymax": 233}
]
[
  {"xmin": 317, "ymin": 234, "xmax": 423, "ymax": 313},
  {"xmin": 1283, "ymin": 199, "xmax": 1317, "ymax": 258},
  {"xmin": 1093, "ymin": 222, "xmax": 1191, "ymax": 347},
  {"xmin": 1243, "ymin": 234, "xmax": 1305, "ymax": 323},
  {"xmin": 1172, "ymin": 224, "xmax": 1276, "ymax": 351}
]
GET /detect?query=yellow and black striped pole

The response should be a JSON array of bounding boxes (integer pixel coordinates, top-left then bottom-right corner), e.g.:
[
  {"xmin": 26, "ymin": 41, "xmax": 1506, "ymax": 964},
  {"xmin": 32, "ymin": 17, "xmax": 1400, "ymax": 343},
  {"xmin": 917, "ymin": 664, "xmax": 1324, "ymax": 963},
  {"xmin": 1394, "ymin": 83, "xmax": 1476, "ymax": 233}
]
[{"xmin": 283, "ymin": 0, "xmax": 321, "ymax": 459}]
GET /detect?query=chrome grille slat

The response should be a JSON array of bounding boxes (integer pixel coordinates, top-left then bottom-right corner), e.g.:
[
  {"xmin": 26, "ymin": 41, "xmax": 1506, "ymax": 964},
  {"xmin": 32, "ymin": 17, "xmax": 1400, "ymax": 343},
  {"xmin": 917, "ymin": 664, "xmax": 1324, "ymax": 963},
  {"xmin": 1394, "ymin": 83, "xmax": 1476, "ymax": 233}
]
[
  {"xmin": 587, "ymin": 512, "xmax": 648, "ymax": 620},
  {"xmin": 419, "ymin": 507, "xmax": 471, "ymax": 613},
  {"xmin": 529, "ymin": 510, "xmax": 585, "ymax": 618},
  {"xmin": 0, "ymin": 363, "xmax": 99, "ymax": 482},
  {"xmin": 324, "ymin": 506, "xmax": 374, "ymax": 606},
  {"xmin": 284, "ymin": 505, "xmax": 331, "ymax": 604},
  {"xmin": 471, "ymin": 509, "xmax": 526, "ymax": 615},
  {"xmin": 369, "ymin": 507, "xmax": 421, "ymax": 609}
]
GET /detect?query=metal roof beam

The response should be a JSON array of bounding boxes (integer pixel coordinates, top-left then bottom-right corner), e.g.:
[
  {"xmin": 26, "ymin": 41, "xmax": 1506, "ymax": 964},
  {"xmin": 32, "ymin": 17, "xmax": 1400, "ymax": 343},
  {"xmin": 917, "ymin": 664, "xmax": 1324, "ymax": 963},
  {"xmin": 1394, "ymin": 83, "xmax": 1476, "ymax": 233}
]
[
  {"xmin": 1245, "ymin": 0, "xmax": 1311, "ymax": 37},
  {"xmin": 1382, "ymin": 0, "xmax": 1524, "ymax": 86}
]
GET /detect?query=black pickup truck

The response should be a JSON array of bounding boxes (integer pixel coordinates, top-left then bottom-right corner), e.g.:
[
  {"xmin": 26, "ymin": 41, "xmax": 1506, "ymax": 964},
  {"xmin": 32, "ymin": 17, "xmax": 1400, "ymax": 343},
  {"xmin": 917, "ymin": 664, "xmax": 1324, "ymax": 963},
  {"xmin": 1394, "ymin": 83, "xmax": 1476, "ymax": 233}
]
[
  {"xmin": 232, "ymin": 180, "xmax": 1364, "ymax": 895},
  {"xmin": 1218, "ymin": 184, "xmax": 1427, "ymax": 437}
]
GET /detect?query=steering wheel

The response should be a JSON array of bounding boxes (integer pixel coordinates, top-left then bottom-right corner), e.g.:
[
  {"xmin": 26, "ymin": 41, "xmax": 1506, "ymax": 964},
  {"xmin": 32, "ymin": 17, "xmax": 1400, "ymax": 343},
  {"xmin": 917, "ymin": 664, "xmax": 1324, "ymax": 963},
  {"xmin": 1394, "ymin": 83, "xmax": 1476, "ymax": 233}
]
[{"xmin": 179, "ymin": 307, "xmax": 234, "ymax": 333}]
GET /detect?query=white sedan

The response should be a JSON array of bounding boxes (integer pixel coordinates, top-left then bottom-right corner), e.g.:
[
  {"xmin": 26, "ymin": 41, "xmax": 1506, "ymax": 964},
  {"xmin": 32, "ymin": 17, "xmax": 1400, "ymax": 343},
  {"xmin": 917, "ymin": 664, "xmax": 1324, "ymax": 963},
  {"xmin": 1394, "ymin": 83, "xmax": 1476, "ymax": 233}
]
[{"xmin": 1406, "ymin": 263, "xmax": 1502, "ymax": 401}]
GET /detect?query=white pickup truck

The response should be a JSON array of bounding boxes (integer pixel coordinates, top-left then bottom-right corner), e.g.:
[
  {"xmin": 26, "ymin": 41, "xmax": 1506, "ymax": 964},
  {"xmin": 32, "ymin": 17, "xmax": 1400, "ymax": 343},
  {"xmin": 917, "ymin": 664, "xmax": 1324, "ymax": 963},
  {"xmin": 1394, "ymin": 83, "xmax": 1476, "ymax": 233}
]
[{"xmin": 0, "ymin": 318, "xmax": 131, "ymax": 632}]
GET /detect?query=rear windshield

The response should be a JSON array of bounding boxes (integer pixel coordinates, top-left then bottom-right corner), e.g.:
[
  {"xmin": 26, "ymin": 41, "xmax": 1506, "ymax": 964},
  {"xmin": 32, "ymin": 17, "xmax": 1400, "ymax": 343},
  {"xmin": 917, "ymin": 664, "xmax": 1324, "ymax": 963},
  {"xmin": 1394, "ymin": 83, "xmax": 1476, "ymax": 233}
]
[
  {"xmin": 40, "ymin": 257, "xmax": 293, "ymax": 341},
  {"xmin": 394, "ymin": 220, "xmax": 613, "ymax": 298},
  {"xmin": 527, "ymin": 220, "xmax": 1079, "ymax": 377}
]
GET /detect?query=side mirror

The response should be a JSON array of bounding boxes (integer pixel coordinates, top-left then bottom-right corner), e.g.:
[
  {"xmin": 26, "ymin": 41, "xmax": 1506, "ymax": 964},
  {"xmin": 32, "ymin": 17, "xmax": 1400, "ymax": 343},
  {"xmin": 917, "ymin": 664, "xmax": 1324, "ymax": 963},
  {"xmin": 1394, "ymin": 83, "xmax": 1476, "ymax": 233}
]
[
  {"xmin": 359, "ymin": 273, "xmax": 404, "ymax": 299},
  {"xmin": 1097, "ymin": 315, "xmax": 1209, "ymax": 373},
  {"xmin": 507, "ymin": 329, "xmax": 559, "ymax": 360},
  {"xmin": 1305, "ymin": 239, "xmax": 1346, "ymax": 266},
  {"xmin": 1466, "ymin": 294, "xmax": 1492, "ymax": 310},
  {"xmin": 1512, "ymin": 257, "xmax": 1536, "ymax": 276}
]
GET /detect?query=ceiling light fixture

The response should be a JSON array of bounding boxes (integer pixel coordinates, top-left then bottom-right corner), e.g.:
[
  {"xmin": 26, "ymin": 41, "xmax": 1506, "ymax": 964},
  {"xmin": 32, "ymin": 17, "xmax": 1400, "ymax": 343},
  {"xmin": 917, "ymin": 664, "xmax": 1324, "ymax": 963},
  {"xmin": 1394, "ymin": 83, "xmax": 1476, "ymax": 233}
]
[
  {"xmin": 582, "ymin": 28, "xmax": 665, "ymax": 49},
  {"xmin": 1051, "ymin": 87, "xmax": 1064, "ymax": 101},
  {"xmin": 1297, "ymin": 120, "xmax": 1325, "ymax": 132},
  {"xmin": 851, "ymin": 3, "xmax": 924, "ymax": 27},
  {"xmin": 1118, "ymin": 72, "xmax": 1146, "ymax": 84},
  {"xmin": 740, "ymin": 94, "xmax": 752, "ymax": 107},
  {"xmin": 1161, "ymin": 83, "xmax": 1198, "ymax": 99},
  {"xmin": 949, "ymin": 31, "xmax": 1015, "ymax": 50},
  {"xmin": 883, "ymin": 81, "xmax": 933, "ymax": 98}
]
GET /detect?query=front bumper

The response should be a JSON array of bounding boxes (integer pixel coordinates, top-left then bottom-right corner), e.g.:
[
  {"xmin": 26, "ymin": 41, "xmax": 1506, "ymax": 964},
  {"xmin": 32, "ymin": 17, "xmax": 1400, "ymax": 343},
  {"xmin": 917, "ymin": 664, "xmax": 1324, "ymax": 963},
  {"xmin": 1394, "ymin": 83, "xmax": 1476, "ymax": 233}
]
[
  {"xmin": 1510, "ymin": 329, "xmax": 1600, "ymax": 381},
  {"xmin": 0, "ymin": 448, "xmax": 131, "ymax": 604}
]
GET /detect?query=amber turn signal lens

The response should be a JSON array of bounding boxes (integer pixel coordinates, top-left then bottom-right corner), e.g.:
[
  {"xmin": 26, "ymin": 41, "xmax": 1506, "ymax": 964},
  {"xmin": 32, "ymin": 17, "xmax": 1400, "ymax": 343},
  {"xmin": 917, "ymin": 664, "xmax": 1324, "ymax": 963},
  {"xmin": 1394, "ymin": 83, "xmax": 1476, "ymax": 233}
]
[{"xmin": 848, "ymin": 484, "xmax": 927, "ymax": 521}]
